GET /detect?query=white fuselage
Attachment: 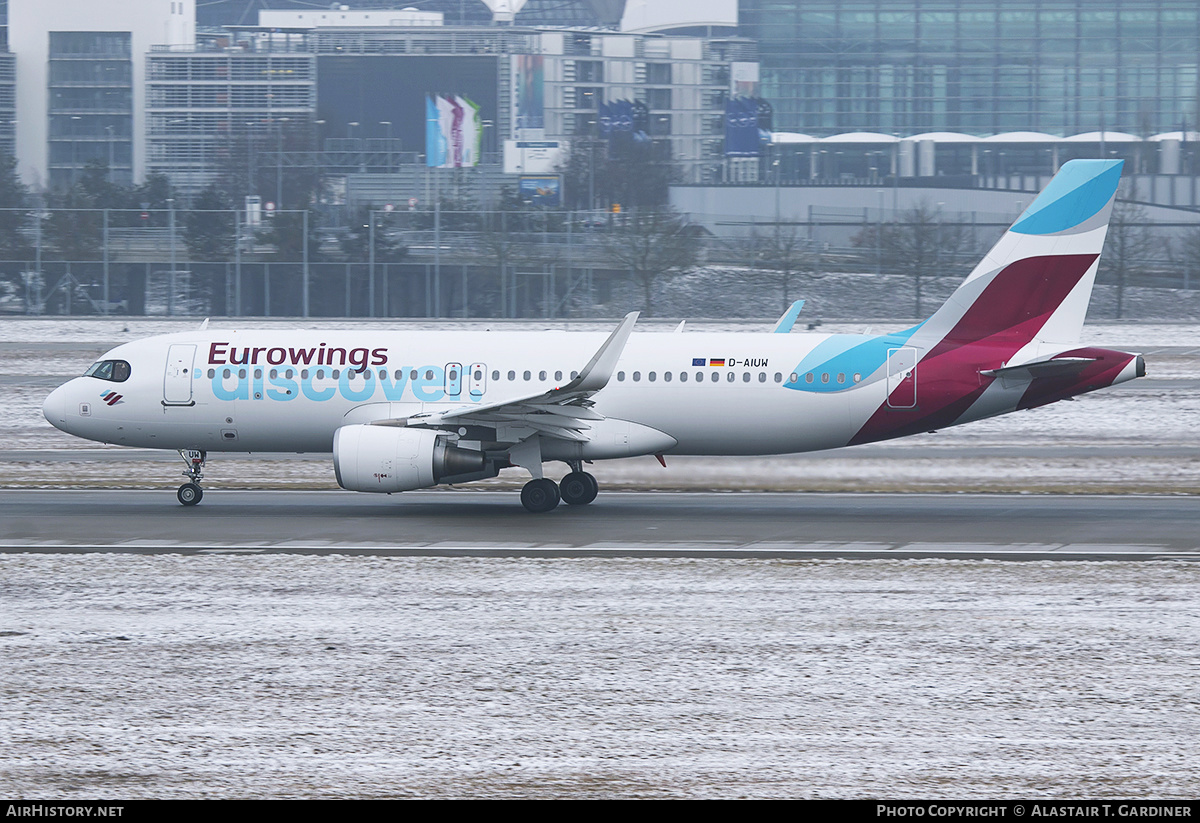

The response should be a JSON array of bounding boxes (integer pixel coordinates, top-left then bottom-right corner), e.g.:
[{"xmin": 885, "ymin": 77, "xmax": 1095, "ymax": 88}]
[
  {"xmin": 43, "ymin": 326, "xmax": 1142, "ymax": 461},
  {"xmin": 45, "ymin": 328, "xmax": 906, "ymax": 456}
]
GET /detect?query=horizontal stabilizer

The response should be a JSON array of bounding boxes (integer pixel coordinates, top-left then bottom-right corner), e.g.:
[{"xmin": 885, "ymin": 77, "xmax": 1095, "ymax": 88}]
[{"xmin": 981, "ymin": 357, "xmax": 1097, "ymax": 379}]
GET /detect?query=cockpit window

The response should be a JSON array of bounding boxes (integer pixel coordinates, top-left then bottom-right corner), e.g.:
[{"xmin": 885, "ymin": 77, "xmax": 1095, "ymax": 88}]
[{"xmin": 84, "ymin": 360, "xmax": 131, "ymax": 383}]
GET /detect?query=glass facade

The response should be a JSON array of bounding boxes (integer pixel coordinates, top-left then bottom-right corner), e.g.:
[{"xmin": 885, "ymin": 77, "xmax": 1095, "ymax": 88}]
[
  {"xmin": 740, "ymin": 0, "xmax": 1200, "ymax": 137},
  {"xmin": 0, "ymin": 53, "xmax": 12, "ymax": 159},
  {"xmin": 47, "ymin": 31, "xmax": 133, "ymax": 188},
  {"xmin": 146, "ymin": 49, "xmax": 316, "ymax": 195}
]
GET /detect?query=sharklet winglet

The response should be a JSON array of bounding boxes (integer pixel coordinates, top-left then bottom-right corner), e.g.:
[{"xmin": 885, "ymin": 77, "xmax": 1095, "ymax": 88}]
[{"xmin": 773, "ymin": 300, "xmax": 805, "ymax": 333}]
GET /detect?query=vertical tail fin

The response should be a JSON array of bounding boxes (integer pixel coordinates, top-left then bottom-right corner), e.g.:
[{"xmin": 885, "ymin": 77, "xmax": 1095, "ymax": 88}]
[{"xmin": 918, "ymin": 159, "xmax": 1123, "ymax": 349}]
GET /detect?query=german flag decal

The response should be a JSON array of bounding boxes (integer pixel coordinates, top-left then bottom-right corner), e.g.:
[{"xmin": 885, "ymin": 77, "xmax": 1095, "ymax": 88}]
[{"xmin": 709, "ymin": 358, "xmax": 726, "ymax": 367}]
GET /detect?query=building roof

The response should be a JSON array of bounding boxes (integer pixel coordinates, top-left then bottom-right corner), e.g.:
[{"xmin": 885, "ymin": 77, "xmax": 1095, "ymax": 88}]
[
  {"xmin": 905, "ymin": 132, "xmax": 980, "ymax": 143},
  {"xmin": 1148, "ymin": 131, "xmax": 1200, "ymax": 142},
  {"xmin": 820, "ymin": 132, "xmax": 899, "ymax": 144},
  {"xmin": 770, "ymin": 132, "xmax": 819, "ymax": 144},
  {"xmin": 982, "ymin": 132, "xmax": 1062, "ymax": 143},
  {"xmin": 1062, "ymin": 131, "xmax": 1142, "ymax": 143}
]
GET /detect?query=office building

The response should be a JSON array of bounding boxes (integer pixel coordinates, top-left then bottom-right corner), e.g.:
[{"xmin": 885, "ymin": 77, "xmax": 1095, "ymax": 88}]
[
  {"xmin": 10, "ymin": 0, "xmax": 194, "ymax": 189},
  {"xmin": 145, "ymin": 35, "xmax": 316, "ymax": 195}
]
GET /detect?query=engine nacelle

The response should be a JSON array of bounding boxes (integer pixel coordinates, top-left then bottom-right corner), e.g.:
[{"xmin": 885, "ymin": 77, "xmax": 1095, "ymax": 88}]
[{"xmin": 333, "ymin": 425, "xmax": 489, "ymax": 493}]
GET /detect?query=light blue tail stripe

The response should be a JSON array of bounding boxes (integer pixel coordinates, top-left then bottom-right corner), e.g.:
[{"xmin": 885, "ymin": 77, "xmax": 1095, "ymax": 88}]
[{"xmin": 1010, "ymin": 160, "xmax": 1123, "ymax": 236}]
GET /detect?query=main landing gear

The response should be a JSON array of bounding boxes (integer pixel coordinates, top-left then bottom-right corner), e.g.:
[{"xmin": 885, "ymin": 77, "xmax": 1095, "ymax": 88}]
[
  {"xmin": 176, "ymin": 449, "xmax": 206, "ymax": 506},
  {"xmin": 519, "ymin": 467, "xmax": 599, "ymax": 513},
  {"xmin": 559, "ymin": 471, "xmax": 599, "ymax": 506}
]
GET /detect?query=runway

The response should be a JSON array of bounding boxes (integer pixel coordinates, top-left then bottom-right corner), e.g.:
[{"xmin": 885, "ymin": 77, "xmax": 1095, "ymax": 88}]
[{"xmin": 3, "ymin": 489, "xmax": 1198, "ymax": 559}]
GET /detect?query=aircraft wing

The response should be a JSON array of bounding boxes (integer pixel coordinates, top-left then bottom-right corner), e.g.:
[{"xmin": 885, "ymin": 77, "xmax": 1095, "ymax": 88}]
[{"xmin": 379, "ymin": 312, "xmax": 639, "ymax": 443}]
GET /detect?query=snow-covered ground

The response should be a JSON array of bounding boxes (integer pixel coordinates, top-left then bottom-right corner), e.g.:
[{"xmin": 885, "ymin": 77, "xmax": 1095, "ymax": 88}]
[{"xmin": 3, "ymin": 555, "xmax": 1198, "ymax": 798}]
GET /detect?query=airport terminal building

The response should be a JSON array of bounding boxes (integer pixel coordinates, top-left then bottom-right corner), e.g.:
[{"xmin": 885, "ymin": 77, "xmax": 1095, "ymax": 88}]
[
  {"xmin": 3, "ymin": 0, "xmax": 1200, "ymax": 214},
  {"xmin": 741, "ymin": 0, "xmax": 1200, "ymax": 139}
]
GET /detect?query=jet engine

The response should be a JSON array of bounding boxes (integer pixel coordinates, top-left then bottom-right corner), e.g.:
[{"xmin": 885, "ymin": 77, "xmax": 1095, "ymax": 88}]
[{"xmin": 333, "ymin": 424, "xmax": 493, "ymax": 493}]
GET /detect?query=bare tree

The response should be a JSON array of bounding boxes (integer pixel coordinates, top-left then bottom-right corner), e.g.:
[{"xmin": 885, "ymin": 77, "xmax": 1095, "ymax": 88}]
[
  {"xmin": 340, "ymin": 206, "xmax": 408, "ymax": 264},
  {"xmin": 853, "ymin": 201, "xmax": 975, "ymax": 317},
  {"xmin": 474, "ymin": 210, "xmax": 533, "ymax": 317},
  {"xmin": 1100, "ymin": 201, "xmax": 1155, "ymax": 319},
  {"xmin": 183, "ymin": 185, "xmax": 236, "ymax": 263},
  {"xmin": 0, "ymin": 154, "xmax": 31, "ymax": 262},
  {"xmin": 602, "ymin": 208, "xmax": 700, "ymax": 316},
  {"xmin": 1173, "ymin": 224, "xmax": 1200, "ymax": 290},
  {"xmin": 745, "ymin": 223, "xmax": 817, "ymax": 313},
  {"xmin": 559, "ymin": 137, "xmax": 679, "ymax": 212}
]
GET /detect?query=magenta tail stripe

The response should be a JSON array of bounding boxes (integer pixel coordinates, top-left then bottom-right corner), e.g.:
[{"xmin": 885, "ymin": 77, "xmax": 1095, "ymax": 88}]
[{"xmin": 942, "ymin": 253, "xmax": 1098, "ymax": 346}]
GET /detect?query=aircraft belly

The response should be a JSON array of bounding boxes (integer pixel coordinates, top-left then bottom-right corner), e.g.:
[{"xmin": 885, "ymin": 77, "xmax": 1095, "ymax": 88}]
[
  {"xmin": 223, "ymin": 397, "xmax": 344, "ymax": 452},
  {"xmin": 597, "ymin": 388, "xmax": 856, "ymax": 456}
]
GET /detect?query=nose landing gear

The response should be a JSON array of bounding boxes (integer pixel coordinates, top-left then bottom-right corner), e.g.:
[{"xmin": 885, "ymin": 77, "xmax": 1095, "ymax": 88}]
[{"xmin": 177, "ymin": 449, "xmax": 206, "ymax": 506}]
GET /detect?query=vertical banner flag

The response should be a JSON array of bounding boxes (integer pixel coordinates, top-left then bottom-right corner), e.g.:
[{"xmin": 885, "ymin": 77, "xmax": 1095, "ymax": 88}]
[
  {"xmin": 597, "ymin": 99, "xmax": 649, "ymax": 142},
  {"xmin": 426, "ymin": 94, "xmax": 482, "ymax": 168},
  {"xmin": 437, "ymin": 94, "xmax": 457, "ymax": 166},
  {"xmin": 426, "ymin": 94, "xmax": 447, "ymax": 167},
  {"xmin": 598, "ymin": 100, "xmax": 613, "ymax": 138},
  {"xmin": 513, "ymin": 54, "xmax": 545, "ymax": 136},
  {"xmin": 725, "ymin": 96, "xmax": 770, "ymax": 157},
  {"xmin": 457, "ymin": 96, "xmax": 482, "ymax": 166}
]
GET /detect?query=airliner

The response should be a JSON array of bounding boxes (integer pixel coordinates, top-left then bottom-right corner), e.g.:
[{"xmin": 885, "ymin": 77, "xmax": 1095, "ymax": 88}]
[{"xmin": 43, "ymin": 160, "xmax": 1144, "ymax": 512}]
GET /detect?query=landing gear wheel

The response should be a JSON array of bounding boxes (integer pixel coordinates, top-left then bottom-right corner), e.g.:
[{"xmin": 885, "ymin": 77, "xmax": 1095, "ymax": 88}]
[
  {"xmin": 177, "ymin": 482, "xmax": 203, "ymax": 506},
  {"xmin": 560, "ymin": 471, "xmax": 598, "ymax": 506},
  {"xmin": 176, "ymin": 449, "xmax": 207, "ymax": 507},
  {"xmin": 520, "ymin": 478, "xmax": 561, "ymax": 513}
]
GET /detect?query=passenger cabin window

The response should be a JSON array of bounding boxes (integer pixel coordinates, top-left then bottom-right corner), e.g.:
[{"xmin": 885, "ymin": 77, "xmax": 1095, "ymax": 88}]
[{"xmin": 84, "ymin": 360, "xmax": 131, "ymax": 383}]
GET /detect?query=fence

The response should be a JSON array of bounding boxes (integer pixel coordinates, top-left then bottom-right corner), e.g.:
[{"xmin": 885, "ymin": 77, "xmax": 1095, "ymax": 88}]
[{"xmin": 0, "ymin": 206, "xmax": 1195, "ymax": 317}]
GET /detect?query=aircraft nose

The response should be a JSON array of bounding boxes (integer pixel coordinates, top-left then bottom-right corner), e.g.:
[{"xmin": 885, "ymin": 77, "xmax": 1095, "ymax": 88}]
[{"xmin": 43, "ymin": 384, "xmax": 68, "ymax": 430}]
